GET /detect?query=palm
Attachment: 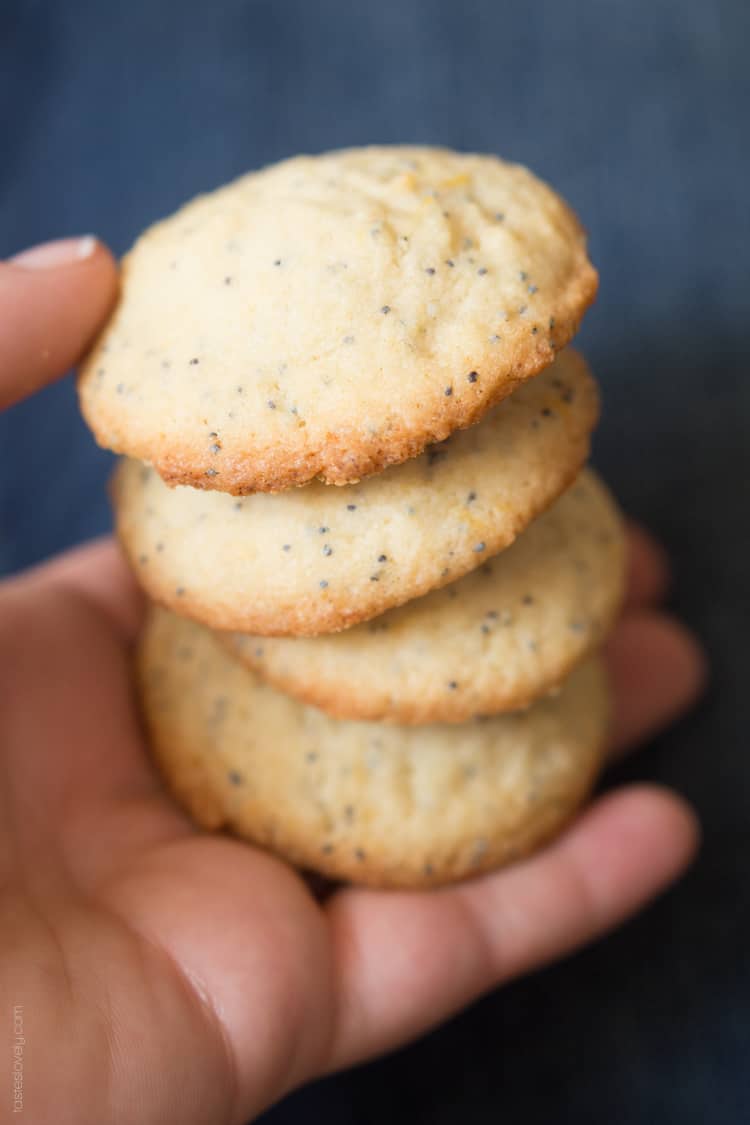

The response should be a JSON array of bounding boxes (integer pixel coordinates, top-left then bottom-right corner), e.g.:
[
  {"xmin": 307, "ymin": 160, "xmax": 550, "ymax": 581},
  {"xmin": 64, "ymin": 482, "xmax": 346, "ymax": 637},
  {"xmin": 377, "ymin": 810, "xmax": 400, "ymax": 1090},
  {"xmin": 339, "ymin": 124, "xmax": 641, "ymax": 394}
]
[
  {"xmin": 0, "ymin": 531, "xmax": 703, "ymax": 1125},
  {"xmin": 4, "ymin": 549, "xmax": 331, "ymax": 1123}
]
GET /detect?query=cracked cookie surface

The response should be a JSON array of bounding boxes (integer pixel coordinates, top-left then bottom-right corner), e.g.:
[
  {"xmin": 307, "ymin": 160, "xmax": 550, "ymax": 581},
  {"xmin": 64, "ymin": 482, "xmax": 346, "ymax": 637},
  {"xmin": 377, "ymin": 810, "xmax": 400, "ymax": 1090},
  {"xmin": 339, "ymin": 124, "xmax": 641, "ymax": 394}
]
[{"xmin": 80, "ymin": 146, "xmax": 597, "ymax": 492}]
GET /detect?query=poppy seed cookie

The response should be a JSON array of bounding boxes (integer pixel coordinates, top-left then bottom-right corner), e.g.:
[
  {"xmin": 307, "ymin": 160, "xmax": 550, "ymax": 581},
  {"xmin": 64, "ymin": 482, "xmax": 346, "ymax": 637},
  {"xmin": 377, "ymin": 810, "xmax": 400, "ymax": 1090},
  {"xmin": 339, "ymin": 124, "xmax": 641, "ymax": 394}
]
[
  {"xmin": 112, "ymin": 351, "xmax": 598, "ymax": 636},
  {"xmin": 79, "ymin": 145, "xmax": 597, "ymax": 493},
  {"xmin": 138, "ymin": 608, "xmax": 610, "ymax": 888},
  {"xmin": 224, "ymin": 469, "xmax": 625, "ymax": 723}
]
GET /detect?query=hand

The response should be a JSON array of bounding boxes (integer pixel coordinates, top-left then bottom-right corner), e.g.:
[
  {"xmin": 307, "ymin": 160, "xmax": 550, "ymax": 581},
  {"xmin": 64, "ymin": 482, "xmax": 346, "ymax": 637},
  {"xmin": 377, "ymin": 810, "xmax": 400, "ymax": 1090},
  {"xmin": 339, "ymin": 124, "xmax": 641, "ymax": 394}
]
[{"xmin": 0, "ymin": 239, "xmax": 706, "ymax": 1125}]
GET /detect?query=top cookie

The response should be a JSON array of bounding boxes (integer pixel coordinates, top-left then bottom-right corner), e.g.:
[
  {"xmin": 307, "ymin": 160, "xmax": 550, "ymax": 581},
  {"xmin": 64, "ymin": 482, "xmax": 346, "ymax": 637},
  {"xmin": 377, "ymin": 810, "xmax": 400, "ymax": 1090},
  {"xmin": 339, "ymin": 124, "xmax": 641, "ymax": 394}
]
[{"xmin": 79, "ymin": 146, "xmax": 598, "ymax": 493}]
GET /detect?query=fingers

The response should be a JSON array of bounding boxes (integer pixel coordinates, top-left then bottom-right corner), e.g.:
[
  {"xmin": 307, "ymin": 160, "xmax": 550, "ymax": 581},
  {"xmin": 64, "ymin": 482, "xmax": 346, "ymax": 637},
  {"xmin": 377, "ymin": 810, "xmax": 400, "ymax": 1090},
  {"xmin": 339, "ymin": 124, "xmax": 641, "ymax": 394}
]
[
  {"xmin": 322, "ymin": 540, "xmax": 703, "ymax": 1074},
  {"xmin": 324, "ymin": 785, "xmax": 698, "ymax": 1071},
  {"xmin": 10, "ymin": 536, "xmax": 145, "ymax": 642},
  {"xmin": 606, "ymin": 611, "xmax": 707, "ymax": 758},
  {"xmin": 607, "ymin": 522, "xmax": 704, "ymax": 758},
  {"xmin": 624, "ymin": 521, "xmax": 670, "ymax": 609},
  {"xmin": 0, "ymin": 237, "xmax": 118, "ymax": 410}
]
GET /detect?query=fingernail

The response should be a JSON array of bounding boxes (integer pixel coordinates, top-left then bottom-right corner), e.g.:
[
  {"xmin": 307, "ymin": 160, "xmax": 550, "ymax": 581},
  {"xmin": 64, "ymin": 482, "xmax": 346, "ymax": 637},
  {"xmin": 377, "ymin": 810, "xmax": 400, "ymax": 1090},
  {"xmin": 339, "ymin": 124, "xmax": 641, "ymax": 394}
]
[{"xmin": 10, "ymin": 236, "xmax": 98, "ymax": 269}]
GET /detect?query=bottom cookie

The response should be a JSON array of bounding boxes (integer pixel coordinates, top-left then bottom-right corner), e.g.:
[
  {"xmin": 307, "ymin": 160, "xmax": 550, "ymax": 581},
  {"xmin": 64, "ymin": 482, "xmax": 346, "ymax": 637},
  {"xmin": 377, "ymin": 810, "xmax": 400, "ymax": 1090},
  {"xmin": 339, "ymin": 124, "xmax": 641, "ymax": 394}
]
[{"xmin": 137, "ymin": 608, "xmax": 611, "ymax": 889}]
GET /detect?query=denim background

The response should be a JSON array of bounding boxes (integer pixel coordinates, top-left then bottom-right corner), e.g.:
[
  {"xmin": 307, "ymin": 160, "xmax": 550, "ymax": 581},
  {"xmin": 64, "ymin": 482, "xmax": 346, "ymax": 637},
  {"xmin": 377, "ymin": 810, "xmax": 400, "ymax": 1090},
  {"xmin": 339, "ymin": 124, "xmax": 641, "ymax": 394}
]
[{"xmin": 1, "ymin": 1, "xmax": 748, "ymax": 1121}]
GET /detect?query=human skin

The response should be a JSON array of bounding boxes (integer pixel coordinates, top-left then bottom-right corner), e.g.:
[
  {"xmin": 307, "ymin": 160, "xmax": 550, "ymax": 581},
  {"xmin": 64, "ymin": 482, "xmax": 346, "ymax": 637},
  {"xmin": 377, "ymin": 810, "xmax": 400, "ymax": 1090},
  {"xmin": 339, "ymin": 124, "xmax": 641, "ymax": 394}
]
[{"xmin": 0, "ymin": 239, "xmax": 706, "ymax": 1125}]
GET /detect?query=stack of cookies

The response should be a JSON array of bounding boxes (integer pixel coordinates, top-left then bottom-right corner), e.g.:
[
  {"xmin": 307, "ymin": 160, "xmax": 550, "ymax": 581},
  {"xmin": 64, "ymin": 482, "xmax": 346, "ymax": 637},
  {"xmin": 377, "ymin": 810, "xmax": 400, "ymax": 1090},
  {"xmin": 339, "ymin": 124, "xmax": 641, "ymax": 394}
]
[{"xmin": 79, "ymin": 147, "xmax": 626, "ymax": 888}]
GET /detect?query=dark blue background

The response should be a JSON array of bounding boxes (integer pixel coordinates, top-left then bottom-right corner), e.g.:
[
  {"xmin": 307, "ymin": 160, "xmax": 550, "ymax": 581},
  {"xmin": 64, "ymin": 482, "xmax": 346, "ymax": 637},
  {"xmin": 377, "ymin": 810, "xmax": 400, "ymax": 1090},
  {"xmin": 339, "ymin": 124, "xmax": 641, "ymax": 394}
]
[{"xmin": 1, "ymin": 1, "xmax": 748, "ymax": 1121}]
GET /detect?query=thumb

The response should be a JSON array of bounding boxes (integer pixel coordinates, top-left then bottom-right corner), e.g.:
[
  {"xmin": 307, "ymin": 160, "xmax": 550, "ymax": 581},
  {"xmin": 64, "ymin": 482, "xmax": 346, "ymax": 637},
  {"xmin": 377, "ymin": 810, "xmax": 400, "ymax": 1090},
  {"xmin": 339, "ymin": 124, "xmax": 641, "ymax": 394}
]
[{"xmin": 0, "ymin": 236, "xmax": 118, "ymax": 410}]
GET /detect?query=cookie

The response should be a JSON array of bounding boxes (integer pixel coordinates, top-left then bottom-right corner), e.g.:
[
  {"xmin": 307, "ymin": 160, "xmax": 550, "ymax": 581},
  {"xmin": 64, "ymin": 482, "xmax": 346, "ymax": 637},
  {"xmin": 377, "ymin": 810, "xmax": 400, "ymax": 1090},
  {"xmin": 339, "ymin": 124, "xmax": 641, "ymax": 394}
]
[
  {"xmin": 225, "ymin": 469, "xmax": 625, "ymax": 722},
  {"xmin": 80, "ymin": 145, "xmax": 598, "ymax": 493},
  {"xmin": 112, "ymin": 350, "xmax": 598, "ymax": 635},
  {"xmin": 138, "ymin": 608, "xmax": 610, "ymax": 888}
]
